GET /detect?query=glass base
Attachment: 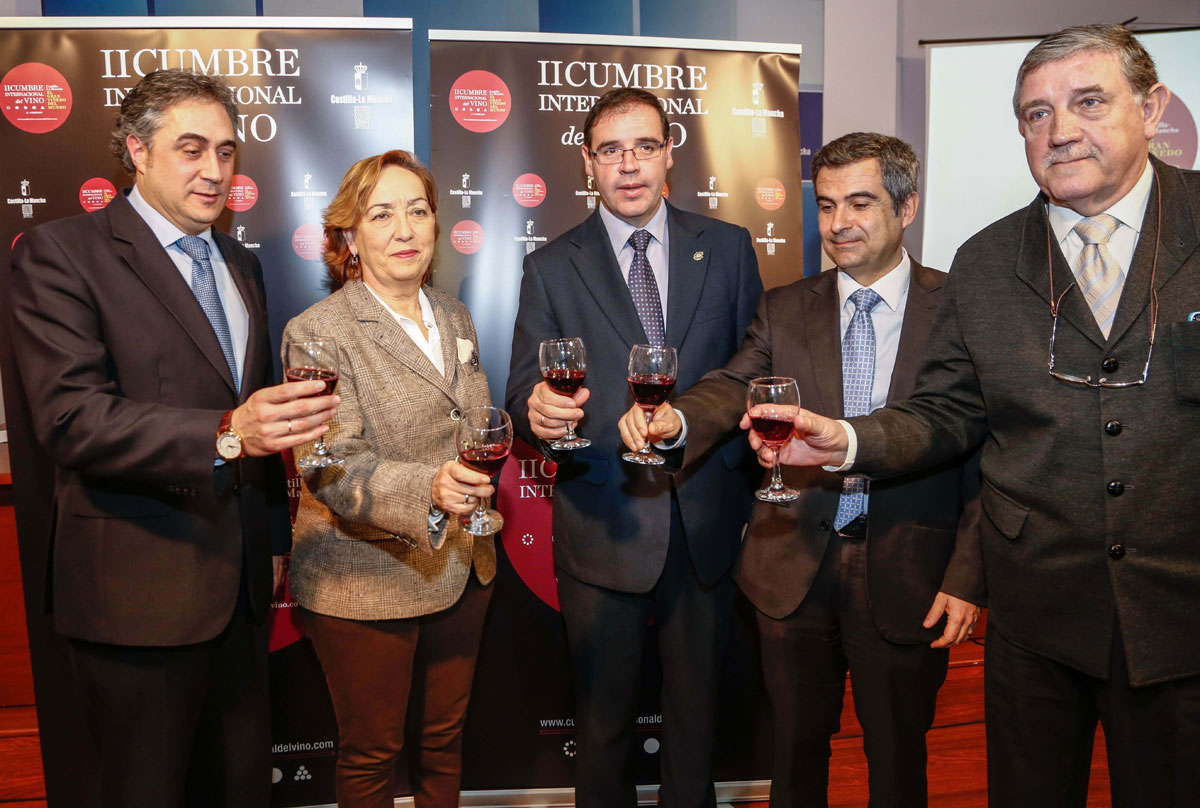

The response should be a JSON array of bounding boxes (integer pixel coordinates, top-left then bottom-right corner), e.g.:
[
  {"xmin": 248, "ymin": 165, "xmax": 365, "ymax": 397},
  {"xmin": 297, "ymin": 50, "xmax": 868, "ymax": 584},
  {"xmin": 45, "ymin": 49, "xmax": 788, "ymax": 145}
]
[
  {"xmin": 549, "ymin": 435, "xmax": 591, "ymax": 450},
  {"xmin": 461, "ymin": 508, "xmax": 504, "ymax": 536},
  {"xmin": 755, "ymin": 485, "xmax": 800, "ymax": 504},
  {"xmin": 622, "ymin": 449, "xmax": 665, "ymax": 466},
  {"xmin": 297, "ymin": 452, "xmax": 345, "ymax": 469}
]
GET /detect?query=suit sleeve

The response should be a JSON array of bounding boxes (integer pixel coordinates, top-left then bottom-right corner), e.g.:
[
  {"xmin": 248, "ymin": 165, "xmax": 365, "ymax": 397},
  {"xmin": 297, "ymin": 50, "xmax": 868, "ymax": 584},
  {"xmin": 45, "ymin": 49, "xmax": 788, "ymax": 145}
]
[
  {"xmin": 283, "ymin": 315, "xmax": 453, "ymax": 556},
  {"xmin": 852, "ymin": 259, "xmax": 989, "ymax": 477},
  {"xmin": 505, "ymin": 251, "xmax": 565, "ymax": 461},
  {"xmin": 938, "ymin": 444, "xmax": 986, "ymax": 605},
  {"xmin": 11, "ymin": 226, "xmax": 225, "ymax": 493}
]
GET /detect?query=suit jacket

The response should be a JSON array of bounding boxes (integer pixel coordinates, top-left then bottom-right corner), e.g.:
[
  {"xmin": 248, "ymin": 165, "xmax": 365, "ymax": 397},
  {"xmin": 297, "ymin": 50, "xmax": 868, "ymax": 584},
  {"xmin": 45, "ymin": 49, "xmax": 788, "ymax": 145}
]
[
  {"xmin": 852, "ymin": 157, "xmax": 1200, "ymax": 685},
  {"xmin": 674, "ymin": 262, "xmax": 984, "ymax": 642},
  {"xmin": 9, "ymin": 190, "xmax": 289, "ymax": 647},
  {"xmin": 283, "ymin": 281, "xmax": 496, "ymax": 621},
  {"xmin": 505, "ymin": 203, "xmax": 763, "ymax": 592}
]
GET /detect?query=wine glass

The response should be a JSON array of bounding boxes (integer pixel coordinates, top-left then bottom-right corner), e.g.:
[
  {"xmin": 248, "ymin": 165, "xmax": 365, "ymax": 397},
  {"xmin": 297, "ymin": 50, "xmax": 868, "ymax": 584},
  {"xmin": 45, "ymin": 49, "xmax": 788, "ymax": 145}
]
[
  {"xmin": 747, "ymin": 376, "xmax": 801, "ymax": 503},
  {"xmin": 539, "ymin": 337, "xmax": 591, "ymax": 450},
  {"xmin": 622, "ymin": 344, "xmax": 678, "ymax": 466},
  {"xmin": 456, "ymin": 406, "xmax": 513, "ymax": 536},
  {"xmin": 284, "ymin": 337, "xmax": 343, "ymax": 469}
]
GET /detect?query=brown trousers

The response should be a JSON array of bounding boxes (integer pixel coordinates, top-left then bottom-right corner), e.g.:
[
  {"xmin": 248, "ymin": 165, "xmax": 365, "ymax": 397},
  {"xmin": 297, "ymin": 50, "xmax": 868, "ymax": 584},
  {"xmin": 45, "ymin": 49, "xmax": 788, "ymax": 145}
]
[{"xmin": 300, "ymin": 575, "xmax": 492, "ymax": 808}]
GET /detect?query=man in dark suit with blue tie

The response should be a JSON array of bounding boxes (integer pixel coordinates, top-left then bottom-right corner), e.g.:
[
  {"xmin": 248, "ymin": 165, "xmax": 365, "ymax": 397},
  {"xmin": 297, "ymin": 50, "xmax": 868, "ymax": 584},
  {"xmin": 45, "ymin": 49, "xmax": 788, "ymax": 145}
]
[
  {"xmin": 8, "ymin": 70, "xmax": 337, "ymax": 807},
  {"xmin": 620, "ymin": 132, "xmax": 984, "ymax": 807},
  {"xmin": 506, "ymin": 88, "xmax": 763, "ymax": 808}
]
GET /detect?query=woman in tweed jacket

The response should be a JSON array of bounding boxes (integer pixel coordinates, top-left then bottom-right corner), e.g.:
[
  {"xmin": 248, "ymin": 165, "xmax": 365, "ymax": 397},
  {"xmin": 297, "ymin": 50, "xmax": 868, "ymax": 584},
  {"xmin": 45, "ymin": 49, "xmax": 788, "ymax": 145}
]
[{"xmin": 282, "ymin": 151, "xmax": 495, "ymax": 808}]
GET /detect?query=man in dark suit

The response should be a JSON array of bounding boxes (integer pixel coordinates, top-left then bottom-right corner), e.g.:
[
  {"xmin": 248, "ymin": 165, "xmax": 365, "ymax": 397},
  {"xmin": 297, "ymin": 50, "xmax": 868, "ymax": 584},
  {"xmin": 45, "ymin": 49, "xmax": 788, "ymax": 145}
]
[
  {"xmin": 620, "ymin": 132, "xmax": 983, "ymax": 807},
  {"xmin": 774, "ymin": 25, "xmax": 1200, "ymax": 808},
  {"xmin": 9, "ymin": 70, "xmax": 337, "ymax": 808},
  {"xmin": 505, "ymin": 88, "xmax": 763, "ymax": 808}
]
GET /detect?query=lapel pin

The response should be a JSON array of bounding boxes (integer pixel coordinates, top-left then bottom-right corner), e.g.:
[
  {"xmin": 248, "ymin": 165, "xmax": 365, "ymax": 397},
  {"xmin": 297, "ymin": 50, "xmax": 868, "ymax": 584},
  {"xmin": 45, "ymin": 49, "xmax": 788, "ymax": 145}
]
[
  {"xmin": 693, "ymin": 251, "xmax": 704, "ymax": 261},
  {"xmin": 471, "ymin": 349, "xmax": 481, "ymax": 371}
]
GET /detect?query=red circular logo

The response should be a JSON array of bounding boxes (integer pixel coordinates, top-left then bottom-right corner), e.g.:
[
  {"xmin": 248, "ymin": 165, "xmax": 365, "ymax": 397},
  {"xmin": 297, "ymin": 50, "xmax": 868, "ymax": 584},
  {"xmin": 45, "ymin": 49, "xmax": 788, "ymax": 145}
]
[
  {"xmin": 450, "ymin": 220, "xmax": 485, "ymax": 254},
  {"xmin": 512, "ymin": 173, "xmax": 547, "ymax": 207},
  {"xmin": 78, "ymin": 178, "xmax": 116, "ymax": 212},
  {"xmin": 291, "ymin": 224, "xmax": 324, "ymax": 261},
  {"xmin": 1152, "ymin": 92, "xmax": 1198, "ymax": 170},
  {"xmin": 755, "ymin": 177, "xmax": 787, "ymax": 211},
  {"xmin": 448, "ymin": 70, "xmax": 511, "ymax": 133},
  {"xmin": 2, "ymin": 63, "xmax": 73, "ymax": 134},
  {"xmin": 226, "ymin": 174, "xmax": 259, "ymax": 212}
]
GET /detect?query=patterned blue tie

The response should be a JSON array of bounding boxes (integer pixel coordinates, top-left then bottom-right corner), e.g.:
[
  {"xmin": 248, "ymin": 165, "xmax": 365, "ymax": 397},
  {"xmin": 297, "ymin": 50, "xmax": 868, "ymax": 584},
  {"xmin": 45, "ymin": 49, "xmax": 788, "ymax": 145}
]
[
  {"xmin": 177, "ymin": 235, "xmax": 239, "ymax": 393},
  {"xmin": 627, "ymin": 229, "xmax": 665, "ymax": 345},
  {"xmin": 834, "ymin": 287, "xmax": 882, "ymax": 530}
]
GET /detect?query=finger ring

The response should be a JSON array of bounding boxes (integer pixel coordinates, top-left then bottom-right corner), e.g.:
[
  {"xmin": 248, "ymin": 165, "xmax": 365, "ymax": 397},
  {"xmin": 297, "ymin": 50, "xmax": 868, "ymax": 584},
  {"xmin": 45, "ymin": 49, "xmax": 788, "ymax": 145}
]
[
  {"xmin": 286, "ymin": 420, "xmax": 293, "ymax": 435},
  {"xmin": 540, "ymin": 415, "xmax": 546, "ymax": 426},
  {"xmin": 464, "ymin": 494, "xmax": 471, "ymax": 504}
]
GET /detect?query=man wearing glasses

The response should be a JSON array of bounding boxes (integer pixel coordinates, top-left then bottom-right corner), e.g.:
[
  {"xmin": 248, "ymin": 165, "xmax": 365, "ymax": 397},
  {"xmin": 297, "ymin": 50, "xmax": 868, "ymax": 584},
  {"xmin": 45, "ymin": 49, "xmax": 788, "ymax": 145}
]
[
  {"xmin": 770, "ymin": 24, "xmax": 1200, "ymax": 808},
  {"xmin": 506, "ymin": 87, "xmax": 762, "ymax": 807}
]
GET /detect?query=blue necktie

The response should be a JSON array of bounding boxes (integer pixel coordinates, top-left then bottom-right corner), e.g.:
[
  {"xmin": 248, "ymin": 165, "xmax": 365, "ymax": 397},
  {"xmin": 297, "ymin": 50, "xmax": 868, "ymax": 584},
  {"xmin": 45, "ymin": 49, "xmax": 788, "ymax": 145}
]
[
  {"xmin": 177, "ymin": 235, "xmax": 239, "ymax": 393},
  {"xmin": 834, "ymin": 287, "xmax": 882, "ymax": 530},
  {"xmin": 627, "ymin": 229, "xmax": 665, "ymax": 345}
]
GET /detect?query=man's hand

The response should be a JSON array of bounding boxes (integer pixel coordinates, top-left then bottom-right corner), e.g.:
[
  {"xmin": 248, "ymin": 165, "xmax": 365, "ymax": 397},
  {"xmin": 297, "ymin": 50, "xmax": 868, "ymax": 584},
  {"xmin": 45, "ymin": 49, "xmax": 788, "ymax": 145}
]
[
  {"xmin": 744, "ymin": 408, "xmax": 850, "ymax": 469},
  {"xmin": 924, "ymin": 592, "xmax": 981, "ymax": 649},
  {"xmin": 432, "ymin": 459, "xmax": 495, "ymax": 516},
  {"xmin": 231, "ymin": 380, "xmax": 340, "ymax": 457},
  {"xmin": 526, "ymin": 381, "xmax": 590, "ymax": 442},
  {"xmin": 618, "ymin": 402, "xmax": 681, "ymax": 452}
]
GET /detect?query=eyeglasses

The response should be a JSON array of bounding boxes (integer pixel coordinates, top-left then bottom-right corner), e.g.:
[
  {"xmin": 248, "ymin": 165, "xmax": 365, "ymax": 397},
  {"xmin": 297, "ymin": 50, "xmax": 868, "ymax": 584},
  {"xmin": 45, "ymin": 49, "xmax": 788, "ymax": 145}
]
[
  {"xmin": 589, "ymin": 141, "xmax": 666, "ymax": 165},
  {"xmin": 1045, "ymin": 166, "xmax": 1160, "ymax": 389}
]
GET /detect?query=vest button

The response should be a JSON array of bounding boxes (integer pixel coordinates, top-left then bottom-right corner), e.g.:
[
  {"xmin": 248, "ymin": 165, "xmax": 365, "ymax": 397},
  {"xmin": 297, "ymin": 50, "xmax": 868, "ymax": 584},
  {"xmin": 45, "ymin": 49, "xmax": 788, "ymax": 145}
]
[
  {"xmin": 1102, "ymin": 357, "xmax": 1119, "ymax": 373},
  {"xmin": 1107, "ymin": 480, "xmax": 1125, "ymax": 496},
  {"xmin": 1104, "ymin": 420, "xmax": 1122, "ymax": 436},
  {"xmin": 1108, "ymin": 544, "xmax": 1125, "ymax": 560}
]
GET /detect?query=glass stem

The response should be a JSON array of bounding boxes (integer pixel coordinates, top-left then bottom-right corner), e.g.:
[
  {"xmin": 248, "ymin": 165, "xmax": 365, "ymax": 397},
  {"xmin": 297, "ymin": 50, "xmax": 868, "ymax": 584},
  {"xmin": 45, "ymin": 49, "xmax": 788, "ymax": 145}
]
[
  {"xmin": 770, "ymin": 449, "xmax": 783, "ymax": 490},
  {"xmin": 641, "ymin": 411, "xmax": 653, "ymax": 454}
]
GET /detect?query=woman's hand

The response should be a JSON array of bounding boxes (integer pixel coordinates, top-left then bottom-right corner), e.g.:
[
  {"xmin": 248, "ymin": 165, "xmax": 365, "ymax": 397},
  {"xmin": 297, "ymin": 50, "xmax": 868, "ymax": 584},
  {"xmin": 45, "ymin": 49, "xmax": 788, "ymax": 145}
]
[{"xmin": 431, "ymin": 459, "xmax": 495, "ymax": 516}]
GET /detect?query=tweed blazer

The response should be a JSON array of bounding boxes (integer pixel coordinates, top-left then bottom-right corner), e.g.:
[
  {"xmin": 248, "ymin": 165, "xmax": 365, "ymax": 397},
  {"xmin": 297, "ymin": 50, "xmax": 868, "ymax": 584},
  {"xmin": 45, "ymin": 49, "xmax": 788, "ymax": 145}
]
[{"xmin": 283, "ymin": 280, "xmax": 496, "ymax": 621}]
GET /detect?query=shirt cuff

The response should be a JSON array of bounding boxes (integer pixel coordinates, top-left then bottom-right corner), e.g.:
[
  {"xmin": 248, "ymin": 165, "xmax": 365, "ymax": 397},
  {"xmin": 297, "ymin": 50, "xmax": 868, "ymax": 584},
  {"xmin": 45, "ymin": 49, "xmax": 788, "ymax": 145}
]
[
  {"xmin": 654, "ymin": 410, "xmax": 688, "ymax": 449},
  {"xmin": 821, "ymin": 420, "xmax": 857, "ymax": 473}
]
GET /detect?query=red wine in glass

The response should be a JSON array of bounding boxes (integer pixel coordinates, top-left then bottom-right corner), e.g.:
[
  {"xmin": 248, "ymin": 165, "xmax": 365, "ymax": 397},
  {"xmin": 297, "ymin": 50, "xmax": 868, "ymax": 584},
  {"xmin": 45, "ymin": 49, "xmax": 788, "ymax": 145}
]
[
  {"xmin": 622, "ymin": 344, "xmax": 678, "ymax": 466},
  {"xmin": 284, "ymin": 367, "xmax": 339, "ymax": 396},
  {"xmin": 459, "ymin": 443, "xmax": 511, "ymax": 477},
  {"xmin": 747, "ymin": 376, "xmax": 801, "ymax": 503},
  {"xmin": 538, "ymin": 337, "xmax": 591, "ymax": 450}
]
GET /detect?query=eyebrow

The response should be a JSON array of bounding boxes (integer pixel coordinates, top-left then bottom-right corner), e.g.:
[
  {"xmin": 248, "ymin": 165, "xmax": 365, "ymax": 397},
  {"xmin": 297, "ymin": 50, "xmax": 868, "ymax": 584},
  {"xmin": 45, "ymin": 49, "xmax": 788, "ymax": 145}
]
[
  {"xmin": 365, "ymin": 197, "xmax": 428, "ymax": 211},
  {"xmin": 816, "ymin": 190, "xmax": 882, "ymax": 204},
  {"xmin": 594, "ymin": 136, "xmax": 663, "ymax": 149},
  {"xmin": 174, "ymin": 132, "xmax": 236, "ymax": 151},
  {"xmin": 1019, "ymin": 84, "xmax": 1108, "ymax": 116}
]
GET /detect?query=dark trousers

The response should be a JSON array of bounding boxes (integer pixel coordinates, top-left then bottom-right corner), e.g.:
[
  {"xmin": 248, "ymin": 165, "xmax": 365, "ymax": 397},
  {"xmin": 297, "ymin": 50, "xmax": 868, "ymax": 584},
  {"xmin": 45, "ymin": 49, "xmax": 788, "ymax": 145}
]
[
  {"xmin": 757, "ymin": 533, "xmax": 948, "ymax": 808},
  {"xmin": 986, "ymin": 622, "xmax": 1200, "ymax": 808},
  {"xmin": 556, "ymin": 497, "xmax": 735, "ymax": 808},
  {"xmin": 300, "ymin": 574, "xmax": 492, "ymax": 808},
  {"xmin": 67, "ymin": 586, "xmax": 271, "ymax": 808}
]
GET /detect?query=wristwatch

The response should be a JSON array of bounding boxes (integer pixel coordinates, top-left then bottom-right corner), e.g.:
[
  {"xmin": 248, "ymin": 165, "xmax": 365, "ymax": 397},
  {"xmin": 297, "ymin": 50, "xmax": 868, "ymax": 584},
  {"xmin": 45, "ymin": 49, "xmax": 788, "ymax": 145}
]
[{"xmin": 216, "ymin": 410, "xmax": 245, "ymax": 461}]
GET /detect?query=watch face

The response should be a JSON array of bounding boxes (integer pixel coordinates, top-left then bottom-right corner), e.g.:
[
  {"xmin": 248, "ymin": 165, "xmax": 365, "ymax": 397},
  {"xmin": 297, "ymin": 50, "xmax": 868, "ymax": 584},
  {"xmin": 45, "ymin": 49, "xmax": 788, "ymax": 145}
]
[{"xmin": 217, "ymin": 433, "xmax": 243, "ymax": 460}]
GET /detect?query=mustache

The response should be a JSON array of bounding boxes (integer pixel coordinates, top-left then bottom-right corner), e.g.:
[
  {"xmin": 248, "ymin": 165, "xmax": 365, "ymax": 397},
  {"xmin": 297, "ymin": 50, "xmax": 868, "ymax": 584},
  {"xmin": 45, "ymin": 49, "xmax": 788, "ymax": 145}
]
[{"xmin": 1043, "ymin": 145, "xmax": 1098, "ymax": 168}]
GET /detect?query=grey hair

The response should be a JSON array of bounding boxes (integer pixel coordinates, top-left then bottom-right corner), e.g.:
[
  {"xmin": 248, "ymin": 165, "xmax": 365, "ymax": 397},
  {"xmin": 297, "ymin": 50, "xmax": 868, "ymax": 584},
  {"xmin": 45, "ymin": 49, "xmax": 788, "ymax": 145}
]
[
  {"xmin": 1013, "ymin": 24, "xmax": 1158, "ymax": 118},
  {"xmin": 811, "ymin": 132, "xmax": 920, "ymax": 216},
  {"xmin": 110, "ymin": 69, "xmax": 239, "ymax": 174}
]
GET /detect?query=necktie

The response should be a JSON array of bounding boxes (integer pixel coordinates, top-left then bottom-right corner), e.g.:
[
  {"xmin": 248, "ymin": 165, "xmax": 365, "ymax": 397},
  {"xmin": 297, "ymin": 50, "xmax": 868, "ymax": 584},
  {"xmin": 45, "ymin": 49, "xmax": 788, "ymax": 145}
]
[
  {"xmin": 627, "ymin": 229, "xmax": 666, "ymax": 345},
  {"xmin": 834, "ymin": 287, "xmax": 882, "ymax": 530},
  {"xmin": 177, "ymin": 235, "xmax": 240, "ymax": 393},
  {"xmin": 1072, "ymin": 214, "xmax": 1124, "ymax": 339}
]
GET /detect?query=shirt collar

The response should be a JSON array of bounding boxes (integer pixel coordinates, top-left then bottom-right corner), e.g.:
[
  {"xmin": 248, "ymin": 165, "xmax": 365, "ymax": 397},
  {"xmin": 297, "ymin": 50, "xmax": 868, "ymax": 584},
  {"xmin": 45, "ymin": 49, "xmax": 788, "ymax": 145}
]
[
  {"xmin": 126, "ymin": 184, "xmax": 219, "ymax": 256},
  {"xmin": 1048, "ymin": 158, "xmax": 1154, "ymax": 245},
  {"xmin": 598, "ymin": 198, "xmax": 668, "ymax": 258},
  {"xmin": 363, "ymin": 281, "xmax": 437, "ymax": 330},
  {"xmin": 836, "ymin": 249, "xmax": 912, "ymax": 314}
]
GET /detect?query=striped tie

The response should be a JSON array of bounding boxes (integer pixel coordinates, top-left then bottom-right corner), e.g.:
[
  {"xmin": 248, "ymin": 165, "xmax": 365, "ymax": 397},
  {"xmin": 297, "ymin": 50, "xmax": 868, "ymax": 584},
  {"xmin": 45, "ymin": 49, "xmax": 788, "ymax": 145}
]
[{"xmin": 1072, "ymin": 214, "xmax": 1124, "ymax": 339}]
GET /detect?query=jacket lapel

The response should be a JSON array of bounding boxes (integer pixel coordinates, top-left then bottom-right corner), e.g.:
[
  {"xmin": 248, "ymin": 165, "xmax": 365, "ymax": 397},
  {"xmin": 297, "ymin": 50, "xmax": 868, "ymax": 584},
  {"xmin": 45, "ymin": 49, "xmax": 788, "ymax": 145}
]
[
  {"xmin": 107, "ymin": 192, "xmax": 239, "ymax": 395},
  {"xmin": 664, "ymin": 204, "xmax": 709, "ymax": 352},
  {"xmin": 886, "ymin": 261, "xmax": 943, "ymax": 404},
  {"xmin": 569, "ymin": 212, "xmax": 647, "ymax": 349},
  {"xmin": 346, "ymin": 281, "xmax": 454, "ymax": 397},
  {"xmin": 804, "ymin": 269, "xmax": 843, "ymax": 418}
]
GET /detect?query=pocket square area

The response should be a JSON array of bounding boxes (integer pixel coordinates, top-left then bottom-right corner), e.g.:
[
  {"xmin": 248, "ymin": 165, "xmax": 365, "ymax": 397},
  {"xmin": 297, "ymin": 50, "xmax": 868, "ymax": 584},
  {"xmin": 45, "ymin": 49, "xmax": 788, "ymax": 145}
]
[{"xmin": 457, "ymin": 337, "xmax": 475, "ymax": 363}]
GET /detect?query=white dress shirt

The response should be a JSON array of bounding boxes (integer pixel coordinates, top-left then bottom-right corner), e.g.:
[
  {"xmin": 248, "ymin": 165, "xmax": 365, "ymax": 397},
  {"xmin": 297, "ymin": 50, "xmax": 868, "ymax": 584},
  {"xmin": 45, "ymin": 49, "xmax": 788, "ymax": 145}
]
[
  {"xmin": 598, "ymin": 199, "xmax": 670, "ymax": 319},
  {"xmin": 363, "ymin": 282, "xmax": 445, "ymax": 377}
]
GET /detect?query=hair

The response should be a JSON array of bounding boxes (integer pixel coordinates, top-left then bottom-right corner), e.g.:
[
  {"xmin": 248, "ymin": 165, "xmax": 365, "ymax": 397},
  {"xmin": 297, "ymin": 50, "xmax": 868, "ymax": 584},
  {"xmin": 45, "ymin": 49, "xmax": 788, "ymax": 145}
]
[
  {"xmin": 323, "ymin": 150, "xmax": 440, "ymax": 290},
  {"xmin": 811, "ymin": 132, "xmax": 920, "ymax": 216},
  {"xmin": 110, "ymin": 69, "xmax": 238, "ymax": 175},
  {"xmin": 582, "ymin": 87, "xmax": 671, "ymax": 148},
  {"xmin": 1012, "ymin": 24, "xmax": 1159, "ymax": 118}
]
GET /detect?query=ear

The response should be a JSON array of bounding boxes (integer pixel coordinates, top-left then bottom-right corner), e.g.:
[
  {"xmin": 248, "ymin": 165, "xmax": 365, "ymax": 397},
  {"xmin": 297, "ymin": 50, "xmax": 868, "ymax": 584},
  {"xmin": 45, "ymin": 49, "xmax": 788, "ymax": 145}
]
[
  {"xmin": 581, "ymin": 143, "xmax": 595, "ymax": 179},
  {"xmin": 663, "ymin": 135, "xmax": 674, "ymax": 173},
  {"xmin": 344, "ymin": 230, "xmax": 357, "ymax": 255},
  {"xmin": 1141, "ymin": 83, "xmax": 1171, "ymax": 140},
  {"xmin": 899, "ymin": 192, "xmax": 920, "ymax": 230},
  {"xmin": 127, "ymin": 133, "xmax": 150, "ymax": 173}
]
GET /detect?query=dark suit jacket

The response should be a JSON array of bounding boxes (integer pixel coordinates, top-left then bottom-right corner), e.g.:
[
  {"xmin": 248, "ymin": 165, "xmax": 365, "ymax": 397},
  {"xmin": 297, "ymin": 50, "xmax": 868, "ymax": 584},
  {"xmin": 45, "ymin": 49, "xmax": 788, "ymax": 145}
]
[
  {"xmin": 674, "ymin": 262, "xmax": 984, "ymax": 642},
  {"xmin": 505, "ymin": 203, "xmax": 763, "ymax": 592},
  {"xmin": 10, "ymin": 190, "xmax": 289, "ymax": 647},
  {"xmin": 852, "ymin": 157, "xmax": 1200, "ymax": 685}
]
